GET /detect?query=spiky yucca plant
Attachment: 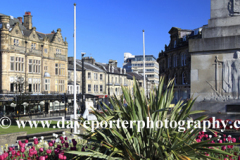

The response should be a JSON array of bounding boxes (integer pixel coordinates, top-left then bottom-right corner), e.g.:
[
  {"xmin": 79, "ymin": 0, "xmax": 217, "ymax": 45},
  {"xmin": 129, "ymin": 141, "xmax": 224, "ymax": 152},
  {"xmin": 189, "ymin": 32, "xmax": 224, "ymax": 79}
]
[{"xmin": 68, "ymin": 77, "xmax": 237, "ymax": 160}]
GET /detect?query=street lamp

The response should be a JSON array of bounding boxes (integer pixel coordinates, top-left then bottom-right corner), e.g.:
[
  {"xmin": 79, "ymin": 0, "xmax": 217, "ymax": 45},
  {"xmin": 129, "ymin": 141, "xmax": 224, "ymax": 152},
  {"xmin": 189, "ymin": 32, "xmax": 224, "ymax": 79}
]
[
  {"xmin": 22, "ymin": 102, "xmax": 28, "ymax": 115},
  {"xmin": 39, "ymin": 101, "xmax": 44, "ymax": 112},
  {"xmin": 81, "ymin": 52, "xmax": 86, "ymax": 115},
  {"xmin": 10, "ymin": 103, "xmax": 16, "ymax": 115}
]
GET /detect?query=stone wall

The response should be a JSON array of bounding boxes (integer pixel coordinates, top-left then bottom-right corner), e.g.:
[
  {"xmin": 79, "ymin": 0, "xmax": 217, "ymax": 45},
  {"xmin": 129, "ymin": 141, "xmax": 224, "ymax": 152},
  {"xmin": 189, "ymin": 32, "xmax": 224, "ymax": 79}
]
[{"xmin": 0, "ymin": 132, "xmax": 27, "ymax": 146}]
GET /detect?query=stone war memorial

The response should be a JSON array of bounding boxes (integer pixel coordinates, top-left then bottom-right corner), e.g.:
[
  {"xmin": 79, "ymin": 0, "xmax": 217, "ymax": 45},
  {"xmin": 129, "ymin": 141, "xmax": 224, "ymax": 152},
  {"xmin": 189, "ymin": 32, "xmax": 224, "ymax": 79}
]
[{"xmin": 190, "ymin": 0, "xmax": 240, "ymax": 119}]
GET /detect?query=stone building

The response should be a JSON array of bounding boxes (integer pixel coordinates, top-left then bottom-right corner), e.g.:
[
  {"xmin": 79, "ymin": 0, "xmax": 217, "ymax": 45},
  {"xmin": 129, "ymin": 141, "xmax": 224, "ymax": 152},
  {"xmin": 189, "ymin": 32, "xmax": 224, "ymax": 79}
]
[
  {"xmin": 95, "ymin": 60, "xmax": 129, "ymax": 99},
  {"xmin": 189, "ymin": 0, "xmax": 240, "ymax": 117},
  {"xmin": 0, "ymin": 12, "xmax": 68, "ymax": 94},
  {"xmin": 68, "ymin": 57, "xmax": 106, "ymax": 97},
  {"xmin": 157, "ymin": 27, "xmax": 202, "ymax": 103}
]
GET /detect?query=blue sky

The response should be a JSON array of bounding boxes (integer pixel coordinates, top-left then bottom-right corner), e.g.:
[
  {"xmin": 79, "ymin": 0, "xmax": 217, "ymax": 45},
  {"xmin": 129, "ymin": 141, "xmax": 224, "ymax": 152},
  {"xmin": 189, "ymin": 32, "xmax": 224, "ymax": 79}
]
[{"xmin": 0, "ymin": 0, "xmax": 210, "ymax": 67}]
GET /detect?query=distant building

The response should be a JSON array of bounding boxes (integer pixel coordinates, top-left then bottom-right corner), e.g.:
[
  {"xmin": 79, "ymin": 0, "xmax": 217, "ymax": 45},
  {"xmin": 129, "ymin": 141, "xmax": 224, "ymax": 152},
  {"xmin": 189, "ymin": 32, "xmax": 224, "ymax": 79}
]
[
  {"xmin": 157, "ymin": 27, "xmax": 202, "ymax": 103},
  {"xmin": 123, "ymin": 53, "xmax": 159, "ymax": 87}
]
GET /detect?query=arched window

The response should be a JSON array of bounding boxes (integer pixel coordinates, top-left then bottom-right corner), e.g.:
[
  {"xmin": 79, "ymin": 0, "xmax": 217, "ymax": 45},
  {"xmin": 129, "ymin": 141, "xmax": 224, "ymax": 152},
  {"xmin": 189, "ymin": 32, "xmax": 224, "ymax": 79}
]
[
  {"xmin": 182, "ymin": 72, "xmax": 187, "ymax": 84},
  {"xmin": 115, "ymin": 88, "xmax": 118, "ymax": 95}
]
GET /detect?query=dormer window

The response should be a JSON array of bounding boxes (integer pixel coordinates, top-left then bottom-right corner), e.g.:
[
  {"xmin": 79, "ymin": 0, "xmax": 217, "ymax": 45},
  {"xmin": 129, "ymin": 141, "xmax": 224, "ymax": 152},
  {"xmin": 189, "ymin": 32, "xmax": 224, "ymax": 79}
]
[
  {"xmin": 120, "ymin": 68, "xmax": 122, "ymax": 74},
  {"xmin": 14, "ymin": 39, "xmax": 19, "ymax": 46}
]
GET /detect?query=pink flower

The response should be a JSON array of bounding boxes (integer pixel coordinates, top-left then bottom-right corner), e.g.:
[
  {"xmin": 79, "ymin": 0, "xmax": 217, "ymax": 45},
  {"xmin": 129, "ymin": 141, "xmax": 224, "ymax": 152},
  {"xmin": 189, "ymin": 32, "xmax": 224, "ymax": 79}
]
[
  {"xmin": 196, "ymin": 139, "xmax": 201, "ymax": 143},
  {"xmin": 211, "ymin": 140, "xmax": 215, "ymax": 144},
  {"xmin": 65, "ymin": 137, "xmax": 67, "ymax": 141},
  {"xmin": 20, "ymin": 147, "xmax": 25, "ymax": 153},
  {"xmin": 39, "ymin": 156, "xmax": 45, "ymax": 160},
  {"xmin": 25, "ymin": 140, "xmax": 28, "ymax": 143},
  {"xmin": 46, "ymin": 149, "xmax": 52, "ymax": 154},
  {"xmin": 39, "ymin": 148, "xmax": 44, "ymax": 152},
  {"xmin": 9, "ymin": 147, "xmax": 13, "ymax": 151},
  {"xmin": 232, "ymin": 138, "xmax": 236, "ymax": 143},
  {"xmin": 205, "ymin": 153, "xmax": 209, "ymax": 156},
  {"xmin": 227, "ymin": 145, "xmax": 231, "ymax": 149},
  {"xmin": 48, "ymin": 142, "xmax": 53, "ymax": 147},
  {"xmin": 228, "ymin": 137, "xmax": 232, "ymax": 142},
  {"xmin": 11, "ymin": 150, "xmax": 16, "ymax": 155},
  {"xmin": 219, "ymin": 139, "xmax": 223, "ymax": 143},
  {"xmin": 204, "ymin": 134, "xmax": 208, "ymax": 138},
  {"xmin": 60, "ymin": 136, "xmax": 64, "ymax": 141},
  {"xmin": 34, "ymin": 140, "xmax": 38, "ymax": 145},
  {"xmin": 222, "ymin": 146, "xmax": 226, "ymax": 150}
]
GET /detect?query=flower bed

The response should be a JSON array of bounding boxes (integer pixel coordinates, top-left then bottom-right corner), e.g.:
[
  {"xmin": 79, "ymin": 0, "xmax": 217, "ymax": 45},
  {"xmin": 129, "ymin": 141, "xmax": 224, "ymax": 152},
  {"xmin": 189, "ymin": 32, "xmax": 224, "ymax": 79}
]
[
  {"xmin": 0, "ymin": 132, "xmax": 90, "ymax": 160},
  {"xmin": 196, "ymin": 131, "xmax": 240, "ymax": 159}
]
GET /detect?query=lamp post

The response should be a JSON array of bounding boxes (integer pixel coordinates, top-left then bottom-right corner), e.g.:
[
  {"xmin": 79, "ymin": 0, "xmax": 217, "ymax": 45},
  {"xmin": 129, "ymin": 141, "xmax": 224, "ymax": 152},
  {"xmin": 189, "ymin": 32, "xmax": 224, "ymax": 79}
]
[
  {"xmin": 81, "ymin": 52, "xmax": 86, "ymax": 115},
  {"xmin": 22, "ymin": 102, "xmax": 29, "ymax": 115},
  {"xmin": 39, "ymin": 101, "xmax": 44, "ymax": 113},
  {"xmin": 10, "ymin": 103, "xmax": 16, "ymax": 115}
]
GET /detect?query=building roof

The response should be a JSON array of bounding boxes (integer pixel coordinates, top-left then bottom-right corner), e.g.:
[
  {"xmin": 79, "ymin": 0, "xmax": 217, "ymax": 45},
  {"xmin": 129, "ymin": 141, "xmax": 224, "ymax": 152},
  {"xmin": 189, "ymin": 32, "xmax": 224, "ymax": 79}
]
[
  {"xmin": 0, "ymin": 13, "xmax": 63, "ymax": 43},
  {"xmin": 127, "ymin": 72, "xmax": 148, "ymax": 81},
  {"xmin": 95, "ymin": 62, "xmax": 126, "ymax": 75}
]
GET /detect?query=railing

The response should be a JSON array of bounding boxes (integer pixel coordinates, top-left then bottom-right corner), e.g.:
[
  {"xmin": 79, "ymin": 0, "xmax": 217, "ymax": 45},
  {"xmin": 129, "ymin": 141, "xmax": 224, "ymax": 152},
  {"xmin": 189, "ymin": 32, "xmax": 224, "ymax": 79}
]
[{"xmin": 55, "ymin": 54, "xmax": 66, "ymax": 61}]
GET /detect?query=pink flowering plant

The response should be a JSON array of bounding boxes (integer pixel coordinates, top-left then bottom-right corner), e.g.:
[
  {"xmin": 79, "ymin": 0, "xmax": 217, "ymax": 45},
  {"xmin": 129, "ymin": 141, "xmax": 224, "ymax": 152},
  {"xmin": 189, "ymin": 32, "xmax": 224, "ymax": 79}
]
[{"xmin": 0, "ymin": 132, "xmax": 91, "ymax": 160}]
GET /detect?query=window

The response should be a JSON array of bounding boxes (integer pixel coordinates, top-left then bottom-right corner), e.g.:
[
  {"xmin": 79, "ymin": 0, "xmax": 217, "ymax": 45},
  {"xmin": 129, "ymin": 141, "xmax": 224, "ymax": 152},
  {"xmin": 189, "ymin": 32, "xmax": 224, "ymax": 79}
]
[
  {"xmin": 56, "ymin": 48, "xmax": 61, "ymax": 54},
  {"xmin": 100, "ymin": 85, "xmax": 103, "ymax": 92},
  {"xmin": 88, "ymin": 72, "xmax": 91, "ymax": 79},
  {"xmin": 59, "ymin": 64, "xmax": 65, "ymax": 75},
  {"xmin": 100, "ymin": 74, "xmax": 103, "ymax": 81},
  {"xmin": 31, "ymin": 43, "xmax": 36, "ymax": 49},
  {"xmin": 45, "ymin": 79, "xmax": 50, "ymax": 91},
  {"xmin": 14, "ymin": 39, "xmax": 19, "ymax": 46},
  {"xmin": 29, "ymin": 59, "xmax": 40, "ymax": 73},
  {"xmin": 182, "ymin": 72, "xmax": 187, "ymax": 84},
  {"xmin": 168, "ymin": 56, "xmax": 172, "ymax": 68},
  {"xmin": 174, "ymin": 40, "xmax": 176, "ymax": 48},
  {"xmin": 29, "ymin": 78, "xmax": 41, "ymax": 93},
  {"xmin": 112, "ymin": 77, "xmax": 113, "ymax": 83},
  {"xmin": 88, "ymin": 84, "xmax": 91, "ymax": 92},
  {"xmin": 94, "ymin": 73, "xmax": 98, "ymax": 80},
  {"xmin": 10, "ymin": 83, "xmax": 15, "ymax": 92},
  {"xmin": 10, "ymin": 56, "xmax": 24, "ymax": 72},
  {"xmin": 173, "ymin": 55, "xmax": 178, "ymax": 67},
  {"xmin": 10, "ymin": 56, "xmax": 14, "ymax": 71},
  {"xmin": 115, "ymin": 77, "xmax": 117, "ymax": 83},
  {"xmin": 94, "ymin": 85, "xmax": 98, "ymax": 92},
  {"xmin": 181, "ymin": 53, "xmax": 187, "ymax": 66},
  {"xmin": 44, "ymin": 48, "xmax": 48, "ymax": 53},
  {"xmin": 44, "ymin": 66, "xmax": 48, "ymax": 71},
  {"xmin": 55, "ymin": 64, "xmax": 58, "ymax": 75},
  {"xmin": 59, "ymin": 80, "xmax": 65, "ymax": 92},
  {"xmin": 68, "ymin": 71, "xmax": 71, "ymax": 79}
]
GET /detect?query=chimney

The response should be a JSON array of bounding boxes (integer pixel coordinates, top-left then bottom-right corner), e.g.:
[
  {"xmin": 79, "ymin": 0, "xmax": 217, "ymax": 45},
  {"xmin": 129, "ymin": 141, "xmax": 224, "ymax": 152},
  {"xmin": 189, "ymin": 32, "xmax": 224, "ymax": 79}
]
[
  {"xmin": 109, "ymin": 60, "xmax": 118, "ymax": 67},
  {"xmin": 17, "ymin": 17, "xmax": 22, "ymax": 23},
  {"xmin": 83, "ymin": 57, "xmax": 95, "ymax": 65},
  {"xmin": 23, "ymin": 11, "xmax": 32, "ymax": 30}
]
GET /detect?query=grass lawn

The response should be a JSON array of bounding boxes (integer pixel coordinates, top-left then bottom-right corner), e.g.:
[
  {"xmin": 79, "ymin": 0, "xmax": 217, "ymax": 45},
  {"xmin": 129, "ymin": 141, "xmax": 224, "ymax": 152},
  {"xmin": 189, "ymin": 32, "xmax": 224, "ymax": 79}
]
[{"xmin": 0, "ymin": 120, "xmax": 69, "ymax": 135}]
